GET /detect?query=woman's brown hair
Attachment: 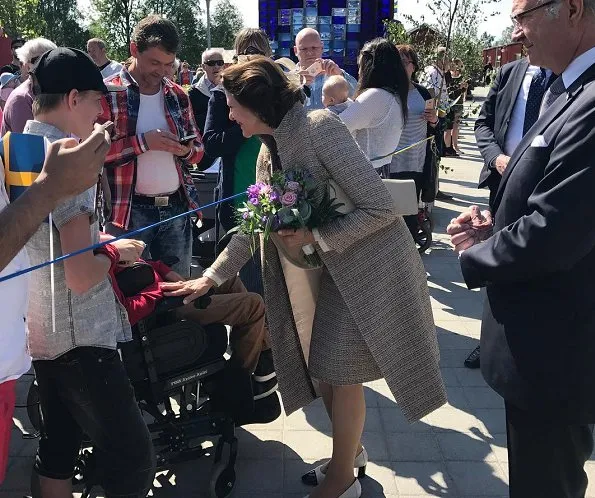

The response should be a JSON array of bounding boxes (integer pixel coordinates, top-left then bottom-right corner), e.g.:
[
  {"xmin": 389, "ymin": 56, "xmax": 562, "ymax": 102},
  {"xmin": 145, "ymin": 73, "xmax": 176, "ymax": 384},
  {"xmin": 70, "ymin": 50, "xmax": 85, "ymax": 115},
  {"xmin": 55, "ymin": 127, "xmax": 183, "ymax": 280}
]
[
  {"xmin": 396, "ymin": 44, "xmax": 420, "ymax": 75},
  {"xmin": 234, "ymin": 28, "xmax": 273, "ymax": 57},
  {"xmin": 222, "ymin": 56, "xmax": 304, "ymax": 129}
]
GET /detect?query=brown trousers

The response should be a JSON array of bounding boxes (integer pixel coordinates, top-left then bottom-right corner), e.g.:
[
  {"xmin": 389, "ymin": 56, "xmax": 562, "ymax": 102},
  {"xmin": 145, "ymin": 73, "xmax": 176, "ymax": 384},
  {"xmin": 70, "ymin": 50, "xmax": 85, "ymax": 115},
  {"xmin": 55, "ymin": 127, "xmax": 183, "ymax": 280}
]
[{"xmin": 175, "ymin": 276, "xmax": 270, "ymax": 373}]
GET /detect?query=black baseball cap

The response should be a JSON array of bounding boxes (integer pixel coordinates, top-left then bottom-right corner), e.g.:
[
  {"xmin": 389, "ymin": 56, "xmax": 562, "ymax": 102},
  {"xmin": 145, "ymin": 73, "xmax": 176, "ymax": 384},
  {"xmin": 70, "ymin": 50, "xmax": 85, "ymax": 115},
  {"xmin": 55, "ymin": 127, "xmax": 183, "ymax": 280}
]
[{"xmin": 30, "ymin": 47, "xmax": 108, "ymax": 94}]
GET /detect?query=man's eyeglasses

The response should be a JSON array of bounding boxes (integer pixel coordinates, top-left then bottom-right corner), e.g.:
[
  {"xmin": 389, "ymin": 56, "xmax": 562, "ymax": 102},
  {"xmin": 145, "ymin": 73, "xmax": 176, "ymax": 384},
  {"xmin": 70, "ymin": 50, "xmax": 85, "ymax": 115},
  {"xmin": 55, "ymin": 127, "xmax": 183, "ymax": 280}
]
[
  {"xmin": 510, "ymin": 0, "xmax": 557, "ymax": 28},
  {"xmin": 204, "ymin": 60, "xmax": 224, "ymax": 67}
]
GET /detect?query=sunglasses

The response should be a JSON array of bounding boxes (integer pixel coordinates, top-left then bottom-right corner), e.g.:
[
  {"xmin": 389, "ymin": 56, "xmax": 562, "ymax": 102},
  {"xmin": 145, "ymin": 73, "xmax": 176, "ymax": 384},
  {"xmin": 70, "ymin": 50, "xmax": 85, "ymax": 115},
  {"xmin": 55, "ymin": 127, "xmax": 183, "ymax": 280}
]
[
  {"xmin": 204, "ymin": 60, "xmax": 224, "ymax": 67},
  {"xmin": 240, "ymin": 46, "xmax": 265, "ymax": 56}
]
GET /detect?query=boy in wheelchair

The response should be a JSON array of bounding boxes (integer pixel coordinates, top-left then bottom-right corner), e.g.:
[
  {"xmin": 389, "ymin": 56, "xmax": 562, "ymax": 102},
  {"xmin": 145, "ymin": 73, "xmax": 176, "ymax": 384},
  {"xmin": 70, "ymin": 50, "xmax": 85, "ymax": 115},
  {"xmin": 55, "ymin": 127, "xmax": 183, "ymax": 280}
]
[{"xmin": 110, "ymin": 257, "xmax": 280, "ymax": 409}]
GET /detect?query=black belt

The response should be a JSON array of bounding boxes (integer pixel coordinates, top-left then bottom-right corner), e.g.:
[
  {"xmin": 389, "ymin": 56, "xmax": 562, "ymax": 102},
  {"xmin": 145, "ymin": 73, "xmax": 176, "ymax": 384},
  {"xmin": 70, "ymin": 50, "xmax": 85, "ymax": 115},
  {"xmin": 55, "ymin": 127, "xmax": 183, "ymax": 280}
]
[{"xmin": 132, "ymin": 190, "xmax": 184, "ymax": 207}]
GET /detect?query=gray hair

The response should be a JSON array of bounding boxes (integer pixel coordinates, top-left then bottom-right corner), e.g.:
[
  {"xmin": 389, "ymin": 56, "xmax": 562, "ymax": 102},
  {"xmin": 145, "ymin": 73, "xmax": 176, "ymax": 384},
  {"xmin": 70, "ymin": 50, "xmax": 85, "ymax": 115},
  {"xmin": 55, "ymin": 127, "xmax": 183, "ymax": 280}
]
[
  {"xmin": 87, "ymin": 38, "xmax": 106, "ymax": 50},
  {"xmin": 16, "ymin": 38, "xmax": 57, "ymax": 64},
  {"xmin": 585, "ymin": 0, "xmax": 595, "ymax": 16},
  {"xmin": 173, "ymin": 58, "xmax": 180, "ymax": 72},
  {"xmin": 202, "ymin": 48, "xmax": 224, "ymax": 63},
  {"xmin": 544, "ymin": 0, "xmax": 595, "ymax": 18}
]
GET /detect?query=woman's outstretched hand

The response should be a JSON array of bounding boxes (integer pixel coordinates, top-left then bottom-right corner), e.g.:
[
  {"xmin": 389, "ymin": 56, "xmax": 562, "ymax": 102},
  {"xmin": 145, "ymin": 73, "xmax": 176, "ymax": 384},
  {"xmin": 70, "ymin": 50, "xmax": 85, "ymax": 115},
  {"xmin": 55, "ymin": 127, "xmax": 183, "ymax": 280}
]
[
  {"xmin": 277, "ymin": 228, "xmax": 315, "ymax": 248},
  {"xmin": 160, "ymin": 276, "xmax": 215, "ymax": 305}
]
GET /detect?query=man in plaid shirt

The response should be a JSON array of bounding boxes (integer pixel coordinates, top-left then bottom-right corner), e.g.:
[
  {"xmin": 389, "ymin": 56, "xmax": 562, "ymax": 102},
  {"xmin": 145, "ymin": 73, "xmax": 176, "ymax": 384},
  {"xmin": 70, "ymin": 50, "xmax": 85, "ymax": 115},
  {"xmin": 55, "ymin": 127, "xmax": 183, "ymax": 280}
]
[{"xmin": 100, "ymin": 15, "xmax": 204, "ymax": 277}]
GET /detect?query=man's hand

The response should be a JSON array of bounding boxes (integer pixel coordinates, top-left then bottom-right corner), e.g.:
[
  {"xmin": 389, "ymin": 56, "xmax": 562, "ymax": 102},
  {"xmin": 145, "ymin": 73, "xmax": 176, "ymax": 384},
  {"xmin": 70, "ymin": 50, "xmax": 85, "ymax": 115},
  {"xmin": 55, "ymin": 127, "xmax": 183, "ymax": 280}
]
[
  {"xmin": 319, "ymin": 58, "xmax": 342, "ymax": 77},
  {"xmin": 494, "ymin": 154, "xmax": 510, "ymax": 175},
  {"xmin": 37, "ymin": 122, "xmax": 112, "ymax": 203},
  {"xmin": 143, "ymin": 129, "xmax": 189, "ymax": 156},
  {"xmin": 160, "ymin": 276, "xmax": 215, "ymax": 305},
  {"xmin": 447, "ymin": 206, "xmax": 493, "ymax": 253},
  {"xmin": 277, "ymin": 228, "xmax": 316, "ymax": 248},
  {"xmin": 109, "ymin": 238, "xmax": 146, "ymax": 265}
]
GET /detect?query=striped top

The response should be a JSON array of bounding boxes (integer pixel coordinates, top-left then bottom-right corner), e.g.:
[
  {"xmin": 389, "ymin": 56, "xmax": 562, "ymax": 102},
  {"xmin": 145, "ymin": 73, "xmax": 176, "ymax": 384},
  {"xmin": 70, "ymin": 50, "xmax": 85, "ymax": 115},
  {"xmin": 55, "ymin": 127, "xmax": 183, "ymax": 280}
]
[{"xmin": 390, "ymin": 87, "xmax": 427, "ymax": 174}]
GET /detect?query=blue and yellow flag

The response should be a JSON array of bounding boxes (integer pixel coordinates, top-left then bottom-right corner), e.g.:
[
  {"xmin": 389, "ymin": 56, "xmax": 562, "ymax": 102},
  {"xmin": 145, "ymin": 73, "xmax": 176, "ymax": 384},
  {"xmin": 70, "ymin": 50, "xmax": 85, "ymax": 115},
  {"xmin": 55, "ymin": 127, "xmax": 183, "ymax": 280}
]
[{"xmin": 0, "ymin": 132, "xmax": 46, "ymax": 203}]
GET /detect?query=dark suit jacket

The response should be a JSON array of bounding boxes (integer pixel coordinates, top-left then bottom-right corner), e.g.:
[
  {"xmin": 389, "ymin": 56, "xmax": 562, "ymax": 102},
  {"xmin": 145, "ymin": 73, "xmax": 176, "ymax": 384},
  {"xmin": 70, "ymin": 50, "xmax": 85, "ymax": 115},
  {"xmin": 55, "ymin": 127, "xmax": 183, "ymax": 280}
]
[
  {"xmin": 203, "ymin": 89, "xmax": 246, "ymax": 231},
  {"xmin": 461, "ymin": 61, "xmax": 595, "ymax": 422},
  {"xmin": 475, "ymin": 58, "xmax": 529, "ymax": 208}
]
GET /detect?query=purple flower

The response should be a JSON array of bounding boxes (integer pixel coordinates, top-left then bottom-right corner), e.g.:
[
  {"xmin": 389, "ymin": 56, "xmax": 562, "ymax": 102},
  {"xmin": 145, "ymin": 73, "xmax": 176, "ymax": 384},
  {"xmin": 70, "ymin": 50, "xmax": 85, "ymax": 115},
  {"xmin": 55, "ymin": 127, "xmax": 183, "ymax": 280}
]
[
  {"xmin": 242, "ymin": 212, "xmax": 250, "ymax": 220},
  {"xmin": 250, "ymin": 198, "xmax": 259, "ymax": 206},
  {"xmin": 247, "ymin": 185, "xmax": 260, "ymax": 197},
  {"xmin": 260, "ymin": 184, "xmax": 272, "ymax": 195},
  {"xmin": 286, "ymin": 181, "xmax": 301, "ymax": 192},
  {"xmin": 261, "ymin": 216, "xmax": 268, "ymax": 225},
  {"xmin": 281, "ymin": 191, "xmax": 298, "ymax": 207},
  {"xmin": 269, "ymin": 191, "xmax": 280, "ymax": 202}
]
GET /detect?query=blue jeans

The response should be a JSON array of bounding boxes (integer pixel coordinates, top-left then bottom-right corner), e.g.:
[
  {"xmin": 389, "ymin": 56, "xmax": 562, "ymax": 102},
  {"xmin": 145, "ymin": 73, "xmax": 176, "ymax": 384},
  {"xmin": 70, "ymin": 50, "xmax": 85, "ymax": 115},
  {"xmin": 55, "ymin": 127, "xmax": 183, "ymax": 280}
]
[{"xmin": 106, "ymin": 202, "xmax": 193, "ymax": 278}]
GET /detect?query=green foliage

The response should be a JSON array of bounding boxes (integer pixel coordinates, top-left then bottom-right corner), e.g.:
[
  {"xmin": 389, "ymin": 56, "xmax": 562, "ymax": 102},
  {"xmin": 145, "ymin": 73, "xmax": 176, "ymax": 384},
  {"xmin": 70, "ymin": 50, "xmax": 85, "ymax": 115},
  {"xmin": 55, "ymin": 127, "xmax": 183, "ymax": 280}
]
[
  {"xmin": 0, "ymin": 0, "xmax": 88, "ymax": 48},
  {"xmin": 496, "ymin": 24, "xmax": 514, "ymax": 46},
  {"xmin": 210, "ymin": 0, "xmax": 244, "ymax": 51}
]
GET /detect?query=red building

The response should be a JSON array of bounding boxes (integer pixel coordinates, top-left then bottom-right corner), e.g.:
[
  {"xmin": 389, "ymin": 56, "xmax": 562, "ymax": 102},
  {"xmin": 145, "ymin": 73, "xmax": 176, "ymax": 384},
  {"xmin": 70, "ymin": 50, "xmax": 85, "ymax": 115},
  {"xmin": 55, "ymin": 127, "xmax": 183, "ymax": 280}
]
[{"xmin": 483, "ymin": 42, "xmax": 524, "ymax": 68}]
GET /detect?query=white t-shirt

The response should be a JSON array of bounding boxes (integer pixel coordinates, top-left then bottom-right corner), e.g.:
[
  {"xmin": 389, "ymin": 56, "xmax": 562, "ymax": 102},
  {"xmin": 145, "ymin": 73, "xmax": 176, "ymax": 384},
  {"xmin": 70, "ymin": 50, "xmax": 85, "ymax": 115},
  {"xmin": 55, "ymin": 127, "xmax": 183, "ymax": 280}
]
[
  {"xmin": 135, "ymin": 89, "xmax": 181, "ymax": 196},
  {"xmin": 0, "ymin": 160, "xmax": 31, "ymax": 383},
  {"xmin": 100, "ymin": 61, "xmax": 123, "ymax": 80}
]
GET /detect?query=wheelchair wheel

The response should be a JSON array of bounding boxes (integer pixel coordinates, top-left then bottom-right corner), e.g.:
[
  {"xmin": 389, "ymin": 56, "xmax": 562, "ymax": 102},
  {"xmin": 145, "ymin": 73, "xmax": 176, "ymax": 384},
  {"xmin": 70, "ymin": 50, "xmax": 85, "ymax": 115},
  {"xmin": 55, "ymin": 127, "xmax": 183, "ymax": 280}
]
[
  {"xmin": 26, "ymin": 379, "xmax": 42, "ymax": 433},
  {"xmin": 210, "ymin": 461, "xmax": 236, "ymax": 498},
  {"xmin": 415, "ymin": 219, "xmax": 433, "ymax": 254}
]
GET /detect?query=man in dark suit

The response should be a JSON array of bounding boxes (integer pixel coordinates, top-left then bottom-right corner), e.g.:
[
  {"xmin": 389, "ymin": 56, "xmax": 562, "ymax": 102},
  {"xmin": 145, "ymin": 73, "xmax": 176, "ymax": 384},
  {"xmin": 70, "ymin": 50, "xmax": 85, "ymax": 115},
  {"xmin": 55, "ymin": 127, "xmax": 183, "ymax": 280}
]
[
  {"xmin": 448, "ymin": 0, "xmax": 595, "ymax": 495},
  {"xmin": 465, "ymin": 58, "xmax": 554, "ymax": 368}
]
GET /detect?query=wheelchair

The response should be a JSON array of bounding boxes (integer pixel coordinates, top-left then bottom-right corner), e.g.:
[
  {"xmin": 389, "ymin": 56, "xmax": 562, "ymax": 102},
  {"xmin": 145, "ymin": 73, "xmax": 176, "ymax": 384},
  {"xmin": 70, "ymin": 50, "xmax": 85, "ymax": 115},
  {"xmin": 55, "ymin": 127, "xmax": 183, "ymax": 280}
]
[{"xmin": 26, "ymin": 290, "xmax": 278, "ymax": 498}]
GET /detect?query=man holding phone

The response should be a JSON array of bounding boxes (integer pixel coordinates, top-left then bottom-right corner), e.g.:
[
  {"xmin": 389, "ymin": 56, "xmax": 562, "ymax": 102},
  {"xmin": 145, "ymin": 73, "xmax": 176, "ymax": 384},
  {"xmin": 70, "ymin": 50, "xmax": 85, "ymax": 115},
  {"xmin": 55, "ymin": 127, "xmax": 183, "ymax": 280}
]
[{"xmin": 100, "ymin": 15, "xmax": 204, "ymax": 277}]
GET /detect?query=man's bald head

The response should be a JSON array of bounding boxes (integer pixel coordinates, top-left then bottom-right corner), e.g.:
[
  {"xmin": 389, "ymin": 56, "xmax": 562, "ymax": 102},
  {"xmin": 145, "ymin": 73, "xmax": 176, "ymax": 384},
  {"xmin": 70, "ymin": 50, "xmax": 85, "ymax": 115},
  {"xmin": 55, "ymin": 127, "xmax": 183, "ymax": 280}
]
[{"xmin": 294, "ymin": 28, "xmax": 323, "ymax": 67}]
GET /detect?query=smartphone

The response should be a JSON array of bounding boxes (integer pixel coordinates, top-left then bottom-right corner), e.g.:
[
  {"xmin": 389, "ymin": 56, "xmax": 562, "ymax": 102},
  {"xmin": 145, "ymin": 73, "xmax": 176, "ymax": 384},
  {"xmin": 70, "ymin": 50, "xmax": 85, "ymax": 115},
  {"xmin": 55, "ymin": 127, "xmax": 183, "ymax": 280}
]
[
  {"xmin": 179, "ymin": 134, "xmax": 197, "ymax": 145},
  {"xmin": 425, "ymin": 99, "xmax": 435, "ymax": 111}
]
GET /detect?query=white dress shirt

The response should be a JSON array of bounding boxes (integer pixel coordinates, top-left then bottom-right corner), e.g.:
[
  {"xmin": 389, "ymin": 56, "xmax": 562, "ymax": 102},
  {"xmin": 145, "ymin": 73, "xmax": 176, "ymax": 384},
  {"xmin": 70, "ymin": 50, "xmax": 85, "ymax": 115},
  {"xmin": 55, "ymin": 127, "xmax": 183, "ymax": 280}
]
[
  {"xmin": 561, "ymin": 46, "xmax": 595, "ymax": 90},
  {"xmin": 503, "ymin": 65, "xmax": 550, "ymax": 156}
]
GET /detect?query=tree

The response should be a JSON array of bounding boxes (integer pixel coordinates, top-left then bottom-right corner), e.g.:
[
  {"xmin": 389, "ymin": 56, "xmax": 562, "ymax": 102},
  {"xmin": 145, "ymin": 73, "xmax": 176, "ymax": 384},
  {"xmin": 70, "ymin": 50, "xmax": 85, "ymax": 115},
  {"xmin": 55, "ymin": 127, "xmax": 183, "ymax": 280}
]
[
  {"xmin": 210, "ymin": 0, "xmax": 244, "ymax": 50},
  {"xmin": 0, "ymin": 0, "xmax": 48, "ymax": 40},
  {"xmin": 89, "ymin": 0, "xmax": 143, "ymax": 62},
  {"xmin": 496, "ymin": 24, "xmax": 514, "ymax": 46},
  {"xmin": 37, "ymin": 0, "xmax": 89, "ymax": 48},
  {"xmin": 479, "ymin": 31, "xmax": 495, "ymax": 48}
]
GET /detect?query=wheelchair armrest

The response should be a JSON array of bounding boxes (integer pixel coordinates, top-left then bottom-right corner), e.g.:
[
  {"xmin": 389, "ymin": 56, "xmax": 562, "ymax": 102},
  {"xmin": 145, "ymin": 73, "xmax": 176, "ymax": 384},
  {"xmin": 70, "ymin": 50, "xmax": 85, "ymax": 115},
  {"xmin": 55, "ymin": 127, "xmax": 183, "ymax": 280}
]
[{"xmin": 154, "ymin": 289, "xmax": 214, "ymax": 315}]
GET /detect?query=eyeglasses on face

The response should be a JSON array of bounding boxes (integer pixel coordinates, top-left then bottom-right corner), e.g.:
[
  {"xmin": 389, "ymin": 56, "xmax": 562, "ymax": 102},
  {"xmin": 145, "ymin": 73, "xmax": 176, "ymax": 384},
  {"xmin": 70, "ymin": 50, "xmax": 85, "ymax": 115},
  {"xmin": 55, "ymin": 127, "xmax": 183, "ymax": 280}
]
[
  {"xmin": 240, "ymin": 46, "xmax": 265, "ymax": 56},
  {"xmin": 510, "ymin": 0, "xmax": 557, "ymax": 28},
  {"xmin": 204, "ymin": 60, "xmax": 224, "ymax": 67}
]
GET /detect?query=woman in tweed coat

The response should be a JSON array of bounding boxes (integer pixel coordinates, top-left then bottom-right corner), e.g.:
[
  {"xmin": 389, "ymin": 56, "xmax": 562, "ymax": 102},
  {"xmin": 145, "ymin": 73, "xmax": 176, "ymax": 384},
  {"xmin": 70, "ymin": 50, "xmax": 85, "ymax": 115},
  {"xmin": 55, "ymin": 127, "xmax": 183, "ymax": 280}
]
[{"xmin": 162, "ymin": 57, "xmax": 446, "ymax": 498}]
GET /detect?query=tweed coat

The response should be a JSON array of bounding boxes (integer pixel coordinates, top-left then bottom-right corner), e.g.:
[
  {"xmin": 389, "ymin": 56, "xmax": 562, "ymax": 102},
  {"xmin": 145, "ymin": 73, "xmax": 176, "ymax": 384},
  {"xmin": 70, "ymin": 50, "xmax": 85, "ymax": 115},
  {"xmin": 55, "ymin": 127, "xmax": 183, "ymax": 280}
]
[{"xmin": 208, "ymin": 103, "xmax": 446, "ymax": 422}]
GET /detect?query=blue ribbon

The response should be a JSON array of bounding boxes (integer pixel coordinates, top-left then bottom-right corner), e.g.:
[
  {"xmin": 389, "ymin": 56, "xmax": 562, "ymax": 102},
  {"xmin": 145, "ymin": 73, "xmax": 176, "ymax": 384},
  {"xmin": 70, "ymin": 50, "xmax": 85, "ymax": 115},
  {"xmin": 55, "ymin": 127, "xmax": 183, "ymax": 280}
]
[{"xmin": 0, "ymin": 192, "xmax": 246, "ymax": 284}]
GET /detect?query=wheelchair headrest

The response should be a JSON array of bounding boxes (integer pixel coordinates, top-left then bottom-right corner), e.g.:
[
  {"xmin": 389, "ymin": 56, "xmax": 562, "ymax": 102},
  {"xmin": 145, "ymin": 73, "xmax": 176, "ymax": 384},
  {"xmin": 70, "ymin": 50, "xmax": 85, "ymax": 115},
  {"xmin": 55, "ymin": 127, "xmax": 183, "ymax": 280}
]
[{"xmin": 115, "ymin": 262, "xmax": 155, "ymax": 297}]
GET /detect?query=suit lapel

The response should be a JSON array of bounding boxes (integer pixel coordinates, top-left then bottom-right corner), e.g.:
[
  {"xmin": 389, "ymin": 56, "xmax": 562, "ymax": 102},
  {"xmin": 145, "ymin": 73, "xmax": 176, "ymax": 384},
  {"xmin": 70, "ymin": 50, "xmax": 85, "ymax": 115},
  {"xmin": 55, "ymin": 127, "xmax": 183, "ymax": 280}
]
[
  {"xmin": 497, "ymin": 60, "xmax": 529, "ymax": 145},
  {"xmin": 492, "ymin": 63, "xmax": 595, "ymax": 212}
]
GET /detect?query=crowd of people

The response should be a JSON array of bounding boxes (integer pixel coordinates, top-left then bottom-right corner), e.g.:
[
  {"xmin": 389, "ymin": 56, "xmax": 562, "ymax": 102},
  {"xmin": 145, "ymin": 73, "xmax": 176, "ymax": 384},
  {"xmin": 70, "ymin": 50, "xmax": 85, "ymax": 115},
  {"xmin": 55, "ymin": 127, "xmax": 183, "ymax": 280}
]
[{"xmin": 1, "ymin": 0, "xmax": 595, "ymax": 496}]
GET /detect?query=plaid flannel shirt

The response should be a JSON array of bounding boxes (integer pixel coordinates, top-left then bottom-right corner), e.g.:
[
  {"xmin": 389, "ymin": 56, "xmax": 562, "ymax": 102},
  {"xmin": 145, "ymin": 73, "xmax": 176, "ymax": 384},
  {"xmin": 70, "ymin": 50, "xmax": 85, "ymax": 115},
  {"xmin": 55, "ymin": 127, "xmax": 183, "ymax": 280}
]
[{"xmin": 99, "ymin": 69, "xmax": 204, "ymax": 229}]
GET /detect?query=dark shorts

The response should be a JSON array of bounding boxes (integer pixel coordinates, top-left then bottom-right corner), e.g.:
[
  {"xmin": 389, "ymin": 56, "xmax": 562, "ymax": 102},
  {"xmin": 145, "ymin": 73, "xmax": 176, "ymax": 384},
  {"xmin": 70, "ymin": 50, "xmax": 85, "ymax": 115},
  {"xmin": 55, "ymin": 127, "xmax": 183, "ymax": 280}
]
[{"xmin": 33, "ymin": 347, "xmax": 155, "ymax": 497}]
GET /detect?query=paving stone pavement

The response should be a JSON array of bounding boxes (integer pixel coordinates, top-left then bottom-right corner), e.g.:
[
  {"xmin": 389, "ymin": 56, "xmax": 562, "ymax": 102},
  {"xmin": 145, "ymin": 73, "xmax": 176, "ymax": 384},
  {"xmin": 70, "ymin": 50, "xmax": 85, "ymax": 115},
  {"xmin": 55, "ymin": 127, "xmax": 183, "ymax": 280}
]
[{"xmin": 3, "ymin": 88, "xmax": 595, "ymax": 497}]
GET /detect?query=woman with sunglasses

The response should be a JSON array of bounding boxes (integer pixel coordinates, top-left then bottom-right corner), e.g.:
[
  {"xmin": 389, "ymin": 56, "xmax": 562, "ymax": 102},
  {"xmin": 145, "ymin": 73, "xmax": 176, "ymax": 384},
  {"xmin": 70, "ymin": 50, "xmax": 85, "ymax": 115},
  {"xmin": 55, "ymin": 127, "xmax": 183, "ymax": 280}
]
[{"xmin": 202, "ymin": 28, "xmax": 273, "ymax": 295}]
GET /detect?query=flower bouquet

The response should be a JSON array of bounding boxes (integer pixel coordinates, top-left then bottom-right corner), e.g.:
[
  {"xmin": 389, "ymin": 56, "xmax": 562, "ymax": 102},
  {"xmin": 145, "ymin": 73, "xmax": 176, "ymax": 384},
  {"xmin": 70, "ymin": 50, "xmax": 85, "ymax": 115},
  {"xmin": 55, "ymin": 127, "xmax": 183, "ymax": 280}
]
[{"xmin": 236, "ymin": 169, "xmax": 344, "ymax": 268}]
